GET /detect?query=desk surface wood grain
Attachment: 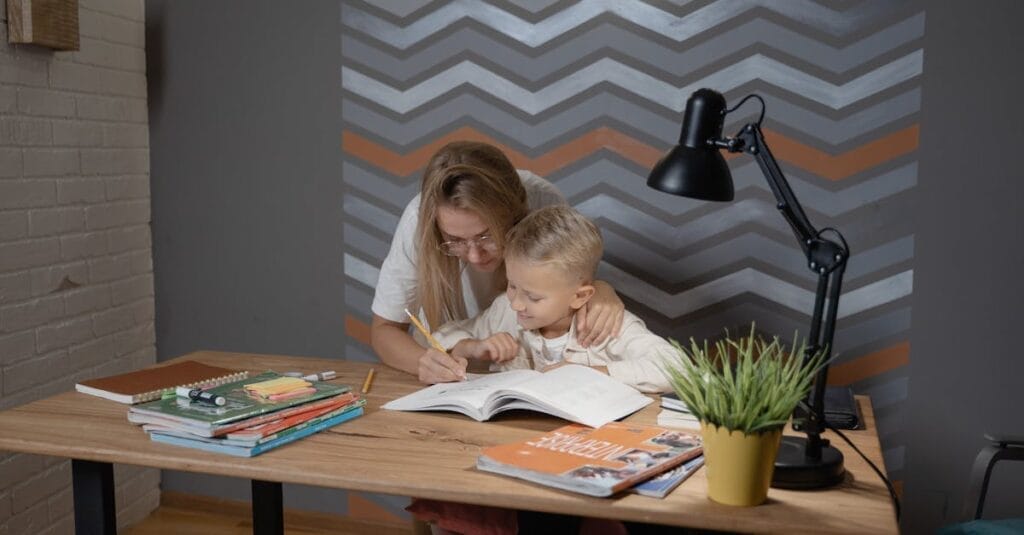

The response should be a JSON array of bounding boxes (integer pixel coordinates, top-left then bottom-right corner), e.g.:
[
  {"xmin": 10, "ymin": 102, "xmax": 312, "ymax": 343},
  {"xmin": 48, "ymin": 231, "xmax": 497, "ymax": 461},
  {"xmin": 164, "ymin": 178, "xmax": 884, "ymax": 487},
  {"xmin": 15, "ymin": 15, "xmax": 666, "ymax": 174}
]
[{"xmin": 0, "ymin": 351, "xmax": 898, "ymax": 533}]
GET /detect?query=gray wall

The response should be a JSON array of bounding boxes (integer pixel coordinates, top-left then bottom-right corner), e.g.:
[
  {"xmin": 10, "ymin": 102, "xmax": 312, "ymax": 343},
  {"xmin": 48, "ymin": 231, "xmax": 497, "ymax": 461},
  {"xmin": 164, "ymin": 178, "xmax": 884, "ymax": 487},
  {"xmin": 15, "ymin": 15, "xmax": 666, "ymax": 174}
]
[
  {"xmin": 146, "ymin": 0, "xmax": 359, "ymax": 512},
  {"xmin": 905, "ymin": 0, "xmax": 1024, "ymax": 532},
  {"xmin": 147, "ymin": 0, "xmax": 344, "ymax": 361}
]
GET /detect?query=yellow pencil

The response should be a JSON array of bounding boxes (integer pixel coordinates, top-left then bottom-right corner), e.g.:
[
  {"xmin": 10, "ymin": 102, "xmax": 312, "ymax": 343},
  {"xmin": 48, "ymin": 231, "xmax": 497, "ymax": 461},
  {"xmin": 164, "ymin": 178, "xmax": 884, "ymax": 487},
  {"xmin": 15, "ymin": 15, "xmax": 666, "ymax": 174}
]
[
  {"xmin": 361, "ymin": 368, "xmax": 375, "ymax": 394},
  {"xmin": 404, "ymin": 308, "xmax": 447, "ymax": 353}
]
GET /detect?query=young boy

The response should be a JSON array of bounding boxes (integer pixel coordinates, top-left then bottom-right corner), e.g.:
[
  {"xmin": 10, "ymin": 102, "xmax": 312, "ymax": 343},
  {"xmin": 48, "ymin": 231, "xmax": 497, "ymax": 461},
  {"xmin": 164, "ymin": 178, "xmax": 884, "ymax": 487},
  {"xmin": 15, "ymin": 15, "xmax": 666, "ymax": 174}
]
[{"xmin": 433, "ymin": 205, "xmax": 674, "ymax": 393}]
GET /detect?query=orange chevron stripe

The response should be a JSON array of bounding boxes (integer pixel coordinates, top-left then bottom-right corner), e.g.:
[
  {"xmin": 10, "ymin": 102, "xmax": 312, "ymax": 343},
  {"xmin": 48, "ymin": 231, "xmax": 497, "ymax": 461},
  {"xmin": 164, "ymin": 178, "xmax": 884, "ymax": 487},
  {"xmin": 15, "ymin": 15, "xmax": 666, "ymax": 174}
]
[
  {"xmin": 342, "ymin": 126, "xmax": 660, "ymax": 177},
  {"xmin": 345, "ymin": 314, "xmax": 371, "ymax": 346},
  {"xmin": 348, "ymin": 492, "xmax": 405, "ymax": 523},
  {"xmin": 827, "ymin": 341, "xmax": 910, "ymax": 386},
  {"xmin": 761, "ymin": 125, "xmax": 919, "ymax": 181},
  {"xmin": 343, "ymin": 125, "xmax": 918, "ymax": 180}
]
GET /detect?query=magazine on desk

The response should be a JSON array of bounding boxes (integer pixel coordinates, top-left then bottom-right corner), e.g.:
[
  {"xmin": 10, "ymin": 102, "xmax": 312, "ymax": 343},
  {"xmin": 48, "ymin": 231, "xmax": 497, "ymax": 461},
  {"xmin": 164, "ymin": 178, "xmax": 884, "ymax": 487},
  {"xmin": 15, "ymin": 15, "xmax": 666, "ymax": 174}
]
[
  {"xmin": 477, "ymin": 422, "xmax": 702, "ymax": 497},
  {"xmin": 628, "ymin": 455, "xmax": 704, "ymax": 498},
  {"xmin": 381, "ymin": 365, "xmax": 653, "ymax": 428}
]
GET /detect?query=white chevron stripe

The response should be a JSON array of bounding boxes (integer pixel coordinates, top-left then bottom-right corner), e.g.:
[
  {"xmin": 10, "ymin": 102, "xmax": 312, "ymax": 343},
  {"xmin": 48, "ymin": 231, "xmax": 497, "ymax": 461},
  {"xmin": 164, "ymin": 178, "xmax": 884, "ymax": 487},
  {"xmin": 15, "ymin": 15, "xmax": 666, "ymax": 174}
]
[
  {"xmin": 599, "ymin": 263, "xmax": 913, "ymax": 319},
  {"xmin": 341, "ymin": 51, "xmax": 923, "ymax": 114},
  {"xmin": 344, "ymin": 253, "xmax": 380, "ymax": 290},
  {"xmin": 342, "ymin": 0, "xmax": 903, "ymax": 49}
]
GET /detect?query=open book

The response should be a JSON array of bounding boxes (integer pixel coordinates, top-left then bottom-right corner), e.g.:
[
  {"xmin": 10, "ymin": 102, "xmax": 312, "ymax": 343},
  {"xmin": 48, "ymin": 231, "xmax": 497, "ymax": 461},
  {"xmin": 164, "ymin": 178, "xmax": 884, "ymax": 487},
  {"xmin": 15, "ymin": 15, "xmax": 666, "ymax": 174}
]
[{"xmin": 381, "ymin": 365, "xmax": 653, "ymax": 428}]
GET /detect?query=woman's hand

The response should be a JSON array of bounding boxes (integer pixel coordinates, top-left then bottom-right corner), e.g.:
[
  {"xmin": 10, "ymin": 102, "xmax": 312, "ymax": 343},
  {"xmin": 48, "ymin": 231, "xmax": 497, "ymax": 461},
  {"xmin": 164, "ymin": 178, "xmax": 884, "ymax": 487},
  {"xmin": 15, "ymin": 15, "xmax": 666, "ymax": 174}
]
[
  {"xmin": 452, "ymin": 333, "xmax": 519, "ymax": 363},
  {"xmin": 417, "ymin": 347, "xmax": 467, "ymax": 384},
  {"xmin": 575, "ymin": 280, "xmax": 624, "ymax": 347}
]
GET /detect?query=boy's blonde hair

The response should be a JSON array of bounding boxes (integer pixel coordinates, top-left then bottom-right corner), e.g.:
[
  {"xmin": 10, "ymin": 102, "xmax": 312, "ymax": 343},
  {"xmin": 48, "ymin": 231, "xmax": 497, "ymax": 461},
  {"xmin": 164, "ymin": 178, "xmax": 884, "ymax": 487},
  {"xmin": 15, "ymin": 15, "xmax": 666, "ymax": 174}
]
[
  {"xmin": 416, "ymin": 141, "xmax": 529, "ymax": 329},
  {"xmin": 504, "ymin": 205, "xmax": 602, "ymax": 283}
]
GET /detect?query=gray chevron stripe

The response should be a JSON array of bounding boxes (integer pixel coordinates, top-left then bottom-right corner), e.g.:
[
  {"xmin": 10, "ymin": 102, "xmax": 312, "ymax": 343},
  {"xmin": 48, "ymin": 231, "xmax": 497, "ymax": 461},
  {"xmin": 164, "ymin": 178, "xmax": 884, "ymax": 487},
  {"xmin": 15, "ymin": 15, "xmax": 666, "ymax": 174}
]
[
  {"xmin": 603, "ymin": 229, "xmax": 913, "ymax": 283},
  {"xmin": 342, "ymin": 14, "xmax": 924, "ymax": 82},
  {"xmin": 344, "ymin": 282, "xmax": 373, "ymax": 318},
  {"xmin": 343, "ymin": 222, "xmax": 390, "ymax": 263},
  {"xmin": 579, "ymin": 195, "xmax": 791, "ymax": 249},
  {"xmin": 501, "ymin": 0, "xmax": 562, "ymax": 13},
  {"xmin": 883, "ymin": 445, "xmax": 905, "ymax": 473},
  {"xmin": 341, "ymin": 52, "xmax": 923, "ymax": 114},
  {"xmin": 832, "ymin": 308, "xmax": 911, "ymax": 358},
  {"xmin": 342, "ymin": 87, "xmax": 920, "ymax": 148},
  {"xmin": 862, "ymin": 376, "xmax": 909, "ymax": 411},
  {"xmin": 342, "ymin": 162, "xmax": 419, "ymax": 210},
  {"xmin": 366, "ymin": 0, "xmax": 436, "ymax": 18},
  {"xmin": 554, "ymin": 159, "xmax": 917, "ymax": 218},
  {"xmin": 638, "ymin": 304, "xmax": 911, "ymax": 357},
  {"xmin": 343, "ymin": 195, "xmax": 401, "ymax": 236},
  {"xmin": 341, "ymin": 0, "xmax": 907, "ymax": 50},
  {"xmin": 598, "ymin": 260, "xmax": 912, "ymax": 318},
  {"xmin": 343, "ymin": 253, "xmax": 379, "ymax": 290}
]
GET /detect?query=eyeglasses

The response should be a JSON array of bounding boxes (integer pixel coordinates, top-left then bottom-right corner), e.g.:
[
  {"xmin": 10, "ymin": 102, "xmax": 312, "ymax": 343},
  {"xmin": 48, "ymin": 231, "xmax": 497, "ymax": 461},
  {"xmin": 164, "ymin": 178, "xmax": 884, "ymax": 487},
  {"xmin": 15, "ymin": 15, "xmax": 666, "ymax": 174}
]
[{"xmin": 438, "ymin": 234, "xmax": 499, "ymax": 256}]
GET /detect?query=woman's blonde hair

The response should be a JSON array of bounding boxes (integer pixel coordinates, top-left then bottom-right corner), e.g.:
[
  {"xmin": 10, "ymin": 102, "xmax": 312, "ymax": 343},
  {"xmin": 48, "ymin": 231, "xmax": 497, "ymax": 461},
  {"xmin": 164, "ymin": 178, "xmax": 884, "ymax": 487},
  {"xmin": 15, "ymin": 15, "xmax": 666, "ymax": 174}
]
[
  {"xmin": 416, "ymin": 141, "xmax": 529, "ymax": 329},
  {"xmin": 504, "ymin": 205, "xmax": 603, "ymax": 283}
]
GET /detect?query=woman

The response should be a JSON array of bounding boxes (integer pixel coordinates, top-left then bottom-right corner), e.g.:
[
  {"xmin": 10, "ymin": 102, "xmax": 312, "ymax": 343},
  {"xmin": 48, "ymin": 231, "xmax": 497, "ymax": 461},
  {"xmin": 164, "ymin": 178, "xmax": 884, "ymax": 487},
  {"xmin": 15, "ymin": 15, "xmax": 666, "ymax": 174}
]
[{"xmin": 370, "ymin": 141, "xmax": 624, "ymax": 384}]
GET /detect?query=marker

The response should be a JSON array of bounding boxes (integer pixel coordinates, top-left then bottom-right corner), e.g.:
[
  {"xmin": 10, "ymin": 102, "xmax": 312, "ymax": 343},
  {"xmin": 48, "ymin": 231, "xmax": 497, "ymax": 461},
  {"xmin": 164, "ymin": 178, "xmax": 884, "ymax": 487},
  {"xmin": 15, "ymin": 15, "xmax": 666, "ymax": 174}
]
[{"xmin": 176, "ymin": 386, "xmax": 226, "ymax": 406}]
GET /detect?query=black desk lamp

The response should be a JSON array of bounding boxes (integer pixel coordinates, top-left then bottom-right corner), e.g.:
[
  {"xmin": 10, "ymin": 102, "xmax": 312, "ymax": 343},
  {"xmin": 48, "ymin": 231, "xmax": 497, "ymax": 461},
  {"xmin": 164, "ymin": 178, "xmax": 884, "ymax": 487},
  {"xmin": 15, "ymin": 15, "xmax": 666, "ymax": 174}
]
[{"xmin": 648, "ymin": 88, "xmax": 847, "ymax": 489}]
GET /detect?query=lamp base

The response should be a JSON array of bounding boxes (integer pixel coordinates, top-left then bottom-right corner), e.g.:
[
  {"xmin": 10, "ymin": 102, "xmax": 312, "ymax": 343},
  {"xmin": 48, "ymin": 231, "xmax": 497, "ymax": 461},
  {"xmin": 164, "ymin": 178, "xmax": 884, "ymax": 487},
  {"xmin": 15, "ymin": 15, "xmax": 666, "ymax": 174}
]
[{"xmin": 771, "ymin": 436, "xmax": 845, "ymax": 489}]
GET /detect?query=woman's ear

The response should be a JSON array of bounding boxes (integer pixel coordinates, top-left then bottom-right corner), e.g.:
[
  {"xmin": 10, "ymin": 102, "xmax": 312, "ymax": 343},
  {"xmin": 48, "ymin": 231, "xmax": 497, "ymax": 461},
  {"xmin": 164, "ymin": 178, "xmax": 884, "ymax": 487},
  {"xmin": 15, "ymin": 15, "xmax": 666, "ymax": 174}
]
[{"xmin": 570, "ymin": 284, "xmax": 596, "ymax": 310}]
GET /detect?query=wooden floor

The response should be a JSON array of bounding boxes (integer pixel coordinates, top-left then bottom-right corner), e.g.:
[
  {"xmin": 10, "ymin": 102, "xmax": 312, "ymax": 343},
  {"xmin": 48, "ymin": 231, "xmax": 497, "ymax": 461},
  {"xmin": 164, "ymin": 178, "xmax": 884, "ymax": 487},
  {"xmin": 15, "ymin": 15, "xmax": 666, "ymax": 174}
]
[{"xmin": 124, "ymin": 492, "xmax": 415, "ymax": 535}]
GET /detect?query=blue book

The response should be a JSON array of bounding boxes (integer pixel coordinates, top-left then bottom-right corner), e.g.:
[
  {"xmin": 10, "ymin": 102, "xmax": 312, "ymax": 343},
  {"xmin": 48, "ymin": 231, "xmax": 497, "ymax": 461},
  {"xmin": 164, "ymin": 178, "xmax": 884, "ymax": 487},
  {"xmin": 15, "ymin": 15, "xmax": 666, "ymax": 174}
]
[
  {"xmin": 149, "ymin": 407, "xmax": 363, "ymax": 457},
  {"xmin": 629, "ymin": 455, "xmax": 704, "ymax": 498}
]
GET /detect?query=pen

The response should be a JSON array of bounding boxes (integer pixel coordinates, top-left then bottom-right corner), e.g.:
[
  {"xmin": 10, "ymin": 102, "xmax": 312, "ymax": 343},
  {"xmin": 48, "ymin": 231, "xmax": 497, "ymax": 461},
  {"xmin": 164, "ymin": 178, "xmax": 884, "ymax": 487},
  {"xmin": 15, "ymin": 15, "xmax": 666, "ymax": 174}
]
[
  {"xmin": 176, "ymin": 386, "xmax": 226, "ymax": 406},
  {"xmin": 404, "ymin": 308, "xmax": 465, "ymax": 380},
  {"xmin": 404, "ymin": 308, "xmax": 447, "ymax": 353},
  {"xmin": 361, "ymin": 368, "xmax": 375, "ymax": 394}
]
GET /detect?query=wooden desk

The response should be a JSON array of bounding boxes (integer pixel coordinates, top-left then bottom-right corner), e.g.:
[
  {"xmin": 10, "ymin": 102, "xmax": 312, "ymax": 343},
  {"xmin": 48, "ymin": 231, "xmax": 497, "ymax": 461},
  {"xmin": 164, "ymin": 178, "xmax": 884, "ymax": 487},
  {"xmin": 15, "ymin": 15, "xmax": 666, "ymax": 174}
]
[{"xmin": 0, "ymin": 351, "xmax": 898, "ymax": 534}]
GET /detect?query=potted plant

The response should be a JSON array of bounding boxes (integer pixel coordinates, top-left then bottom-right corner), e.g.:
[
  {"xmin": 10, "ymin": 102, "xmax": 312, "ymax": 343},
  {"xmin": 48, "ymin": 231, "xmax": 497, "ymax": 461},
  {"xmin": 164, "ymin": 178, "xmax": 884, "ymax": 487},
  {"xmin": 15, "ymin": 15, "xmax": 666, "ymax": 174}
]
[{"xmin": 664, "ymin": 324, "xmax": 826, "ymax": 506}]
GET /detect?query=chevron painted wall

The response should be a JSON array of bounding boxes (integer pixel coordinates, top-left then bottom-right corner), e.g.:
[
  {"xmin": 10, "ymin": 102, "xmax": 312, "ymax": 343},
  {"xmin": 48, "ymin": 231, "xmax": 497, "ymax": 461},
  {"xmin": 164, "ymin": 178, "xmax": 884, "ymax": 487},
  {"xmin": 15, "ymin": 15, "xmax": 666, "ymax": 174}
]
[{"xmin": 341, "ymin": 0, "xmax": 924, "ymax": 503}]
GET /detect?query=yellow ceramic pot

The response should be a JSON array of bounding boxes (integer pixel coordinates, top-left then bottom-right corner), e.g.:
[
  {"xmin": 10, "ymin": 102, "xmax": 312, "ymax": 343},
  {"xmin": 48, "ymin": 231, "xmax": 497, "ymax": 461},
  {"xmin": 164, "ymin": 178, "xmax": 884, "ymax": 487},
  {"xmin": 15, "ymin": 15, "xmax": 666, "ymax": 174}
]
[{"xmin": 700, "ymin": 422, "xmax": 783, "ymax": 506}]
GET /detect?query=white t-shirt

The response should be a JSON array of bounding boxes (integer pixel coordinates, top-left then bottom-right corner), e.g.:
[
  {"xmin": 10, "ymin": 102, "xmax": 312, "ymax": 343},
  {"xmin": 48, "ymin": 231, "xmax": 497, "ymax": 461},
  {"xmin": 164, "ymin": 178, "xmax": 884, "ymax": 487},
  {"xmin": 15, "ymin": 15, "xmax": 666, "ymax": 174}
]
[
  {"xmin": 539, "ymin": 331, "xmax": 570, "ymax": 366},
  {"xmin": 371, "ymin": 170, "xmax": 565, "ymax": 330}
]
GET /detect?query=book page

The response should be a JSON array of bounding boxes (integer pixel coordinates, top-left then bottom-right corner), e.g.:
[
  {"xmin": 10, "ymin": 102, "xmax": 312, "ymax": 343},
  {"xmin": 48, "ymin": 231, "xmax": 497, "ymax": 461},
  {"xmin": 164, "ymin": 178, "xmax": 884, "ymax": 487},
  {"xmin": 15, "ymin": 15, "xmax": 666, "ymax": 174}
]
[
  {"xmin": 489, "ymin": 365, "xmax": 652, "ymax": 428},
  {"xmin": 381, "ymin": 369, "xmax": 540, "ymax": 419}
]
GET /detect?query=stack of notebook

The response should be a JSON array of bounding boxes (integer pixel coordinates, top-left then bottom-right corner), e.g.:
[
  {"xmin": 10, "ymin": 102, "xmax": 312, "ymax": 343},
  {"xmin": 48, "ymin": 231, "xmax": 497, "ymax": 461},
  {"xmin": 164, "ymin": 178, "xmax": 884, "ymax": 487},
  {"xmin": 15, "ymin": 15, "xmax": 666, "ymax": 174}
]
[
  {"xmin": 127, "ymin": 371, "xmax": 364, "ymax": 457},
  {"xmin": 656, "ymin": 393, "xmax": 701, "ymax": 431}
]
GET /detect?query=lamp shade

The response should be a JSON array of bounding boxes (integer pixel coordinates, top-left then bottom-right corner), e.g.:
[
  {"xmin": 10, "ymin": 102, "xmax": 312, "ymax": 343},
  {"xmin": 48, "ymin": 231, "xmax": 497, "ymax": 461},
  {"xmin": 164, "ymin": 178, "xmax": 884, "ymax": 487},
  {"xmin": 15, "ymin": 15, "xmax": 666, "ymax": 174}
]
[{"xmin": 647, "ymin": 88, "xmax": 735, "ymax": 202}]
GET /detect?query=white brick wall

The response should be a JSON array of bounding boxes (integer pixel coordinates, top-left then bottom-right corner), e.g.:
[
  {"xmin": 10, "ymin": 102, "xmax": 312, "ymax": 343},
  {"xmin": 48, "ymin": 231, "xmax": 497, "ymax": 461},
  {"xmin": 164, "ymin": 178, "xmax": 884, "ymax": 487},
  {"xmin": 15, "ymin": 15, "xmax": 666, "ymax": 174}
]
[{"xmin": 0, "ymin": 1, "xmax": 158, "ymax": 533}]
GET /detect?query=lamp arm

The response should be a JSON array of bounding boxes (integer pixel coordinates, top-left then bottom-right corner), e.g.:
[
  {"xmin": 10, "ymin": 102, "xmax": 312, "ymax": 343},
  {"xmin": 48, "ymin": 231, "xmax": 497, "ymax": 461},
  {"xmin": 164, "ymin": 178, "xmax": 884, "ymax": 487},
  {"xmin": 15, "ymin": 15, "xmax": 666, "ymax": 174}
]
[
  {"xmin": 733, "ymin": 124, "xmax": 817, "ymax": 252},
  {"xmin": 721, "ymin": 122, "xmax": 850, "ymax": 459}
]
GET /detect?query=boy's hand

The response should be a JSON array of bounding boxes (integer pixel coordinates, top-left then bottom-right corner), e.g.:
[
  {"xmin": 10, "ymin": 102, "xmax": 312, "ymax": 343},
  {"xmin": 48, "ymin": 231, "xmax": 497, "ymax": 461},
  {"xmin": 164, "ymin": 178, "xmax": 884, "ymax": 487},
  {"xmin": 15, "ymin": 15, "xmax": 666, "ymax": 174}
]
[
  {"xmin": 454, "ymin": 334, "xmax": 519, "ymax": 363},
  {"xmin": 417, "ymin": 347, "xmax": 467, "ymax": 384}
]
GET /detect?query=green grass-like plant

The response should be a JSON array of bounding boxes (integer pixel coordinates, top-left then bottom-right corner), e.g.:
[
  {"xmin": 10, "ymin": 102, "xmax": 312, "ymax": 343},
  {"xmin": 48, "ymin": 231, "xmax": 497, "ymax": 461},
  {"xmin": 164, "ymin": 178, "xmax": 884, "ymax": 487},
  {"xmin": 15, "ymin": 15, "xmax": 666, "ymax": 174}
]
[{"xmin": 664, "ymin": 323, "xmax": 827, "ymax": 435}]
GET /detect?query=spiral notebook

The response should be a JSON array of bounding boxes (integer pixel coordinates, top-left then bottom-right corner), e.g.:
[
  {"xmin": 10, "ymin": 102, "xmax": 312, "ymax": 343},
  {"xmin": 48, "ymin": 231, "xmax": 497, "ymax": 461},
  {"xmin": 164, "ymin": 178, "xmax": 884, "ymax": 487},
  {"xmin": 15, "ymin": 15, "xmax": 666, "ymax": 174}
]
[{"xmin": 76, "ymin": 361, "xmax": 250, "ymax": 404}]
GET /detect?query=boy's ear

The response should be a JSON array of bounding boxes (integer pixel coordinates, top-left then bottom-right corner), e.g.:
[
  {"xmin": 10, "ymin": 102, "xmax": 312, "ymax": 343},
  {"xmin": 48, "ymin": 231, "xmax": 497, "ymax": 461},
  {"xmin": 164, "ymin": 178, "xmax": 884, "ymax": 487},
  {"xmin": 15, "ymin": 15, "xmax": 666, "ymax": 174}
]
[{"xmin": 570, "ymin": 284, "xmax": 596, "ymax": 310}]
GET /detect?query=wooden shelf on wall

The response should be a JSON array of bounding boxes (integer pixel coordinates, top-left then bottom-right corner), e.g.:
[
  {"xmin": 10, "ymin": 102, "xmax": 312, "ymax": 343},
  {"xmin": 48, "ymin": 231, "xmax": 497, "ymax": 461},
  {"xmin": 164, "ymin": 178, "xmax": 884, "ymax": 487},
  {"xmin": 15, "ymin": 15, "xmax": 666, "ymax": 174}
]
[{"xmin": 6, "ymin": 0, "xmax": 79, "ymax": 51}]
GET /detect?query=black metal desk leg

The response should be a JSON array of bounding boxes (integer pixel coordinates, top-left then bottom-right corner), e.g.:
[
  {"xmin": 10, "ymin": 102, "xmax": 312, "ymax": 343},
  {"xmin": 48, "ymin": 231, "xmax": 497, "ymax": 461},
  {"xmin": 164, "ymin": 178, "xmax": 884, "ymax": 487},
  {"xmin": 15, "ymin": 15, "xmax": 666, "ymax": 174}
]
[
  {"xmin": 71, "ymin": 459, "xmax": 116, "ymax": 535},
  {"xmin": 251, "ymin": 479, "xmax": 283, "ymax": 535}
]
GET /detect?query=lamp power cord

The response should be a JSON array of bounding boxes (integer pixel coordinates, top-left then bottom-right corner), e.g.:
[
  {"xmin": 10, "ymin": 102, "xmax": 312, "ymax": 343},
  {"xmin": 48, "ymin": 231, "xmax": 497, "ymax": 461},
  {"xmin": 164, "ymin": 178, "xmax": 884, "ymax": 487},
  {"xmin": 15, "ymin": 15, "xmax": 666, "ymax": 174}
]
[{"xmin": 826, "ymin": 422, "xmax": 902, "ymax": 522}]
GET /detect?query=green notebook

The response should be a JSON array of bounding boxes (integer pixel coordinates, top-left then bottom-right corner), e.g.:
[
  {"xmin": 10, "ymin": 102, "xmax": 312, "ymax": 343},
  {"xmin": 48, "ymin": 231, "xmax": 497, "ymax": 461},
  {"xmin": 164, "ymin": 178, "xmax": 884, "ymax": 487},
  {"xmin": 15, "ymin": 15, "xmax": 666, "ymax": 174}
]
[{"xmin": 128, "ymin": 371, "xmax": 350, "ymax": 429}]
